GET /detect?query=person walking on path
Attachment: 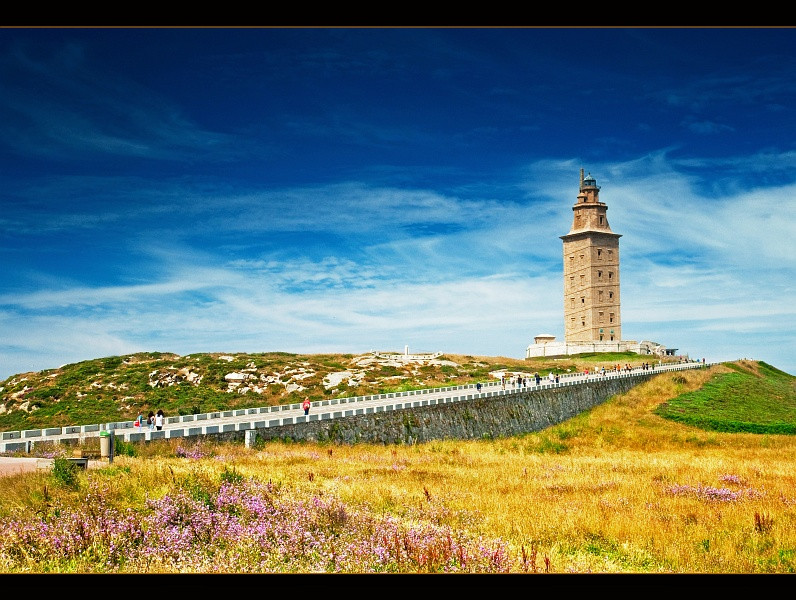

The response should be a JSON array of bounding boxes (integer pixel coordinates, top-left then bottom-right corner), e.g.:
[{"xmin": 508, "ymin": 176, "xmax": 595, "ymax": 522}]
[
  {"xmin": 302, "ymin": 397, "xmax": 311, "ymax": 416},
  {"xmin": 155, "ymin": 409, "xmax": 164, "ymax": 431},
  {"xmin": 147, "ymin": 411, "xmax": 155, "ymax": 431}
]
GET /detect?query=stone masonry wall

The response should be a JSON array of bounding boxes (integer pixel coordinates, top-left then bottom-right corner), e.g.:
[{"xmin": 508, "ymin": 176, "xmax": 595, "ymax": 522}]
[{"xmin": 210, "ymin": 373, "xmax": 651, "ymax": 446}]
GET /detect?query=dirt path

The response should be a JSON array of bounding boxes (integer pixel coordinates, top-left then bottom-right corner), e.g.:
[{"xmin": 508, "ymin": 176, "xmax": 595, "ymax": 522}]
[
  {"xmin": 0, "ymin": 456, "xmax": 109, "ymax": 477},
  {"xmin": 0, "ymin": 456, "xmax": 53, "ymax": 477}
]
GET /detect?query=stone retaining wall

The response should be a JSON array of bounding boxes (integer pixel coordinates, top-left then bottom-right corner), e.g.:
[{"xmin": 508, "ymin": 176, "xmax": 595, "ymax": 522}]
[{"xmin": 210, "ymin": 373, "xmax": 650, "ymax": 446}]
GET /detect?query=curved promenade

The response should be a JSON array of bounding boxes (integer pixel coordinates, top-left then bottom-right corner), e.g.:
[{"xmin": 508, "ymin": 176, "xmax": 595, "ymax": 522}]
[{"xmin": 0, "ymin": 361, "xmax": 714, "ymax": 453}]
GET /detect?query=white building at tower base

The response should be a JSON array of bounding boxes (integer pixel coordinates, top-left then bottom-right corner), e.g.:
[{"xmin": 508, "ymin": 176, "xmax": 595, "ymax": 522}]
[{"xmin": 525, "ymin": 335, "xmax": 676, "ymax": 359}]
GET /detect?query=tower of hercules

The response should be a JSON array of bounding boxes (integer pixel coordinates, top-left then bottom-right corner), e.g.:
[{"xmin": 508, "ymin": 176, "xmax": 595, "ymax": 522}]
[{"xmin": 560, "ymin": 170, "xmax": 622, "ymax": 343}]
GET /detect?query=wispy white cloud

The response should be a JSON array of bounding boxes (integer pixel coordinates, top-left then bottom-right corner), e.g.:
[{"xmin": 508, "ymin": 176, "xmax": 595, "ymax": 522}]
[
  {"xmin": 683, "ymin": 119, "xmax": 734, "ymax": 135},
  {"xmin": 0, "ymin": 40, "xmax": 238, "ymax": 160},
  {"xmin": 3, "ymin": 150, "xmax": 795, "ymax": 379}
]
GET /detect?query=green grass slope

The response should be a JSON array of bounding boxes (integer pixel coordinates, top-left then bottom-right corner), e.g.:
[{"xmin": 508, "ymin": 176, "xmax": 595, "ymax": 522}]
[{"xmin": 654, "ymin": 360, "xmax": 796, "ymax": 434}]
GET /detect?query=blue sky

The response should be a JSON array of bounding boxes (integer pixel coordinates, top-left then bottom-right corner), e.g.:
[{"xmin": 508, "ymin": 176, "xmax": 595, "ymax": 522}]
[{"xmin": 1, "ymin": 27, "xmax": 795, "ymax": 380}]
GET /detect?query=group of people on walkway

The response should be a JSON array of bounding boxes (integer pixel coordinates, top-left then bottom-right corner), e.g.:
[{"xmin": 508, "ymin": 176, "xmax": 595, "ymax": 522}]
[
  {"xmin": 499, "ymin": 371, "xmax": 559, "ymax": 390},
  {"xmin": 134, "ymin": 409, "xmax": 165, "ymax": 431}
]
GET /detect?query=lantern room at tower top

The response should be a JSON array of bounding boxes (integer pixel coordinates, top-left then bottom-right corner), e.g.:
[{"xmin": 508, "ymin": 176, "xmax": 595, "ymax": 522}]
[
  {"xmin": 570, "ymin": 171, "xmax": 610, "ymax": 232},
  {"xmin": 526, "ymin": 169, "xmax": 677, "ymax": 359}
]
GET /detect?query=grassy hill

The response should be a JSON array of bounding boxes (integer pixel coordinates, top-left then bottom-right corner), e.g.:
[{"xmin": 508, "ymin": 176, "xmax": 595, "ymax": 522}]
[
  {"xmin": 1, "ymin": 350, "xmax": 687, "ymax": 432},
  {"xmin": 654, "ymin": 360, "xmax": 796, "ymax": 435}
]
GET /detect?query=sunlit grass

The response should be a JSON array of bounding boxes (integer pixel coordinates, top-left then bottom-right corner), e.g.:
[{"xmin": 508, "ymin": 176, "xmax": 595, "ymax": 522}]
[{"xmin": 1, "ymin": 362, "xmax": 795, "ymax": 573}]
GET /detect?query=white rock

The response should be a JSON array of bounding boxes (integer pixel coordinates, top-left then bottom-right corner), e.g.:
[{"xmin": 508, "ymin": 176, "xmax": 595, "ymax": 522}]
[
  {"xmin": 323, "ymin": 371, "xmax": 353, "ymax": 389},
  {"xmin": 224, "ymin": 372, "xmax": 248, "ymax": 382}
]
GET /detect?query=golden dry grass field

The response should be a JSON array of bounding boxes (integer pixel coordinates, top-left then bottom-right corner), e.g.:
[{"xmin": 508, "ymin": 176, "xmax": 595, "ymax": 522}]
[{"xmin": 1, "ymin": 361, "xmax": 794, "ymax": 574}]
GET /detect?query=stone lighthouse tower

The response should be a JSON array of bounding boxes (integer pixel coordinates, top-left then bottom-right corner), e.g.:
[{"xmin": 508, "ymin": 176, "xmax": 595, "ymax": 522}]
[{"xmin": 560, "ymin": 170, "xmax": 622, "ymax": 343}]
